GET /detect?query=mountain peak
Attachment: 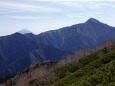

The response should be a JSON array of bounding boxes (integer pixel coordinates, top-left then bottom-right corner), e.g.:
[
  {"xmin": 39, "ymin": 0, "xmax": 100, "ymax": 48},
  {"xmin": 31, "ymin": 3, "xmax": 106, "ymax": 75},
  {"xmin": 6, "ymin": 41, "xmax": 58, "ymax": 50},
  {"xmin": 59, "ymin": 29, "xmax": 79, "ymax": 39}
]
[
  {"xmin": 18, "ymin": 29, "xmax": 32, "ymax": 34},
  {"xmin": 85, "ymin": 18, "xmax": 100, "ymax": 23}
]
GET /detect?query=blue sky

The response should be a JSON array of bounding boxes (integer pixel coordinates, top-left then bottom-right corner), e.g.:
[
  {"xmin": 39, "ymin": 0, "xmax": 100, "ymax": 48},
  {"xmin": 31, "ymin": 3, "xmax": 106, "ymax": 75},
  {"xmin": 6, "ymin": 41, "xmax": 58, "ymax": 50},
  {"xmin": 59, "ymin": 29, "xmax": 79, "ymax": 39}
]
[{"xmin": 0, "ymin": 0, "xmax": 115, "ymax": 36}]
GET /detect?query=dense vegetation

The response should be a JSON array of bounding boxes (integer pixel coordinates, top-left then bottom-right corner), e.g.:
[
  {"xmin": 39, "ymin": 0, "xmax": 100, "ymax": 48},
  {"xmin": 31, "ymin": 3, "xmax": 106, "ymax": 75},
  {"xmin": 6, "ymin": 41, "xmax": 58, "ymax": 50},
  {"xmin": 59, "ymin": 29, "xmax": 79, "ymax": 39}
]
[
  {"xmin": 50, "ymin": 47, "xmax": 115, "ymax": 86},
  {"xmin": 0, "ymin": 41, "xmax": 115, "ymax": 86}
]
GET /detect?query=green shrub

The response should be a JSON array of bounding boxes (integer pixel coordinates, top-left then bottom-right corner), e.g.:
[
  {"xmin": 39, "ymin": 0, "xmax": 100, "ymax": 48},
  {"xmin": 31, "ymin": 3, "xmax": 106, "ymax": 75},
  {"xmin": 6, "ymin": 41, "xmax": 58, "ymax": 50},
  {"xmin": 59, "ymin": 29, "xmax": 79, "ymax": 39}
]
[
  {"xmin": 51, "ymin": 49, "xmax": 115, "ymax": 86},
  {"xmin": 29, "ymin": 79, "xmax": 36, "ymax": 85}
]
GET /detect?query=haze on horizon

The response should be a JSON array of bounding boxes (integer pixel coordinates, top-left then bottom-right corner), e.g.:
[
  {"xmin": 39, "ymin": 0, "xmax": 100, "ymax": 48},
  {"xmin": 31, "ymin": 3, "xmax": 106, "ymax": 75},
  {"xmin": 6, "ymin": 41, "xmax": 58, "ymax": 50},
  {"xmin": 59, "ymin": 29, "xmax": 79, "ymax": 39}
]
[{"xmin": 0, "ymin": 0, "xmax": 115, "ymax": 36}]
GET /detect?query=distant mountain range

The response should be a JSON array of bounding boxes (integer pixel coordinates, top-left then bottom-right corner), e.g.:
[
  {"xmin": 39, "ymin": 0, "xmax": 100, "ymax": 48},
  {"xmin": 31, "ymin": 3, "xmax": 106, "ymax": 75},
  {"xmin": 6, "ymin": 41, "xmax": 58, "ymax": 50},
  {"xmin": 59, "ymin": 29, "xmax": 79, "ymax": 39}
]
[
  {"xmin": 0, "ymin": 18, "xmax": 115, "ymax": 76},
  {"xmin": 36, "ymin": 18, "xmax": 115, "ymax": 52},
  {"xmin": 0, "ymin": 33, "xmax": 68, "ymax": 76}
]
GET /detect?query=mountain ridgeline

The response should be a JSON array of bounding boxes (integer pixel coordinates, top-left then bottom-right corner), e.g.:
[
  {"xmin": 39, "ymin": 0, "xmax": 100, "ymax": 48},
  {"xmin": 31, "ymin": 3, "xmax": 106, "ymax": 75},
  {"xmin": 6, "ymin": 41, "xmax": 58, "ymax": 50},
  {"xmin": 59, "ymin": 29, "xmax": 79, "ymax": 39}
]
[
  {"xmin": 0, "ymin": 18, "xmax": 115, "ymax": 77},
  {"xmin": 36, "ymin": 18, "xmax": 115, "ymax": 52},
  {"xmin": 0, "ymin": 33, "xmax": 68, "ymax": 76}
]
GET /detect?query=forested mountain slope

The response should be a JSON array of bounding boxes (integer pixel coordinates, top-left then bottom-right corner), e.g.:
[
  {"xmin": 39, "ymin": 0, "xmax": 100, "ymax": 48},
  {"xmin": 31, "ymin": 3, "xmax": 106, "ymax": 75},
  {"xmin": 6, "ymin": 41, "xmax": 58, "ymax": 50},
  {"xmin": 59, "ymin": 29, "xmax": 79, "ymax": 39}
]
[
  {"xmin": 0, "ymin": 39, "xmax": 114, "ymax": 86},
  {"xmin": 0, "ymin": 33, "xmax": 68, "ymax": 76},
  {"xmin": 51, "ymin": 45, "xmax": 115, "ymax": 86},
  {"xmin": 37, "ymin": 18, "xmax": 115, "ymax": 52}
]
